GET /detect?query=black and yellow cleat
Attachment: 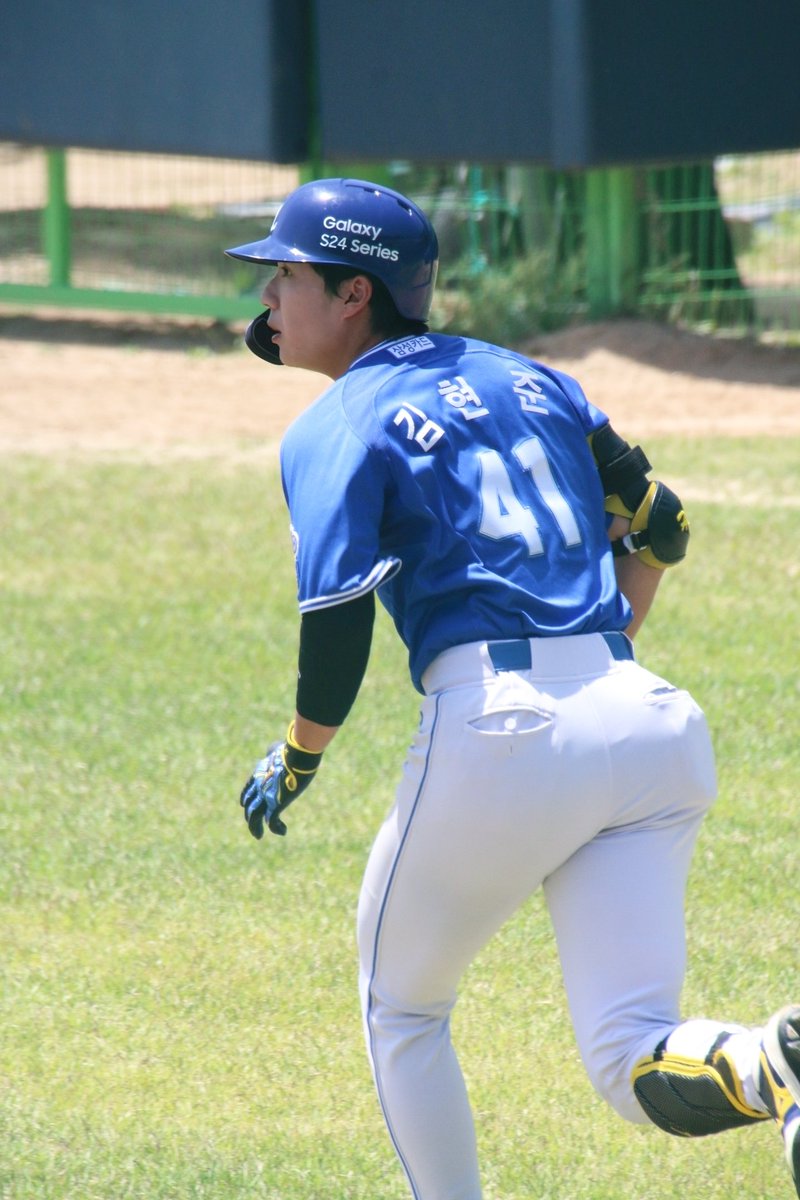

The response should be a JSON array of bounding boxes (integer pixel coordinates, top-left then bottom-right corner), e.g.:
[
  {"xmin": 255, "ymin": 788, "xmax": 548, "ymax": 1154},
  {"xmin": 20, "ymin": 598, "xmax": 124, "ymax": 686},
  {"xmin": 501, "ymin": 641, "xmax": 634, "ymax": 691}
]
[{"xmin": 759, "ymin": 1006, "xmax": 800, "ymax": 1197}]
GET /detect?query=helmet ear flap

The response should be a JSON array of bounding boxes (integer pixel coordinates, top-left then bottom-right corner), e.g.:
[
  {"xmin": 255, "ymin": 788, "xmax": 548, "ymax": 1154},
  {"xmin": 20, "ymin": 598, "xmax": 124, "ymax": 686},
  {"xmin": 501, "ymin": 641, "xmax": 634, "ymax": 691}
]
[{"xmin": 244, "ymin": 310, "xmax": 282, "ymax": 365}]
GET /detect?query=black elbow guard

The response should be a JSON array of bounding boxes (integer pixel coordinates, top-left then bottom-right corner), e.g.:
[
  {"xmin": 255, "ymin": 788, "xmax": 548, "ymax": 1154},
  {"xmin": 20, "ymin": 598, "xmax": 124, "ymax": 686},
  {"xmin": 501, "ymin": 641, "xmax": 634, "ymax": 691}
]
[
  {"xmin": 613, "ymin": 481, "xmax": 690, "ymax": 569},
  {"xmin": 590, "ymin": 424, "xmax": 652, "ymax": 511}
]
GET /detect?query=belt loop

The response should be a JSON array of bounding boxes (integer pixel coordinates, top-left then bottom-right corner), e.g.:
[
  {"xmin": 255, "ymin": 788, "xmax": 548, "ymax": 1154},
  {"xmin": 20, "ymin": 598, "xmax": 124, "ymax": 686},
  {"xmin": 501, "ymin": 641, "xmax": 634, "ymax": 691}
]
[
  {"xmin": 602, "ymin": 631, "xmax": 635, "ymax": 661},
  {"xmin": 487, "ymin": 640, "xmax": 532, "ymax": 672}
]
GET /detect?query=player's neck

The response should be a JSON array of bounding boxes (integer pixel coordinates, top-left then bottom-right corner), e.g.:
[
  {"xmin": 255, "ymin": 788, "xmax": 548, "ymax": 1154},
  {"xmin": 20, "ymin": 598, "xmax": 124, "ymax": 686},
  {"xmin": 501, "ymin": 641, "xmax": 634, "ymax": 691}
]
[{"xmin": 327, "ymin": 330, "xmax": 387, "ymax": 380}]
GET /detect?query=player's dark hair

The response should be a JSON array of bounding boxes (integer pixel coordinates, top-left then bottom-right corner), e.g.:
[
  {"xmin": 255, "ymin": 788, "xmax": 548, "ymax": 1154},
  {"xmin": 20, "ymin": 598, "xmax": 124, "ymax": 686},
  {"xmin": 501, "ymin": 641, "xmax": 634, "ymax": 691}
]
[{"xmin": 310, "ymin": 263, "xmax": 429, "ymax": 338}]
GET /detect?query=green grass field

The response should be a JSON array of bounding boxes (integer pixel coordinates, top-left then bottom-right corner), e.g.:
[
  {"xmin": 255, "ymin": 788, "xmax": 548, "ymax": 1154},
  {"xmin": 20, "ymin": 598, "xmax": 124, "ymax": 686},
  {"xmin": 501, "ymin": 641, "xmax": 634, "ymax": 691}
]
[{"xmin": 1, "ymin": 436, "xmax": 799, "ymax": 1199}]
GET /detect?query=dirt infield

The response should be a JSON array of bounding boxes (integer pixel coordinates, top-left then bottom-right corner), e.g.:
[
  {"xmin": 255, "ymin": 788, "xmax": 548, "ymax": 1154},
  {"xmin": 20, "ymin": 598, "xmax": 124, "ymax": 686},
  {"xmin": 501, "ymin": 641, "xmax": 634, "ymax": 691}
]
[{"xmin": 2, "ymin": 308, "xmax": 800, "ymax": 457}]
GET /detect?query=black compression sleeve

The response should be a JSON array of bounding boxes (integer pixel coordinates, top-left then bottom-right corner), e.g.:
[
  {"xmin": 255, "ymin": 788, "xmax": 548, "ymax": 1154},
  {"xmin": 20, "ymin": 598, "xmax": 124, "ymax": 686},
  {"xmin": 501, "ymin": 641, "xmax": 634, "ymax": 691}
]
[{"xmin": 295, "ymin": 591, "xmax": 376, "ymax": 727}]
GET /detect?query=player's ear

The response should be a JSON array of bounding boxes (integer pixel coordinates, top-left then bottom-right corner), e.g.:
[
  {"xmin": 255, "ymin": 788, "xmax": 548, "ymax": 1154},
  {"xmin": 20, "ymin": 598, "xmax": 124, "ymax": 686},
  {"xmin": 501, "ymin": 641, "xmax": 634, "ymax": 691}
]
[{"xmin": 338, "ymin": 274, "xmax": 373, "ymax": 318}]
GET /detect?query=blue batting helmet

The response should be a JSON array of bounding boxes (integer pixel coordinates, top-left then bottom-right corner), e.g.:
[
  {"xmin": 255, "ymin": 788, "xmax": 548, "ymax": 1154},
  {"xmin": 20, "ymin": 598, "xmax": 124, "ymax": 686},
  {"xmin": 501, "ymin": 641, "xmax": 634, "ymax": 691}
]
[{"xmin": 225, "ymin": 178, "xmax": 439, "ymax": 322}]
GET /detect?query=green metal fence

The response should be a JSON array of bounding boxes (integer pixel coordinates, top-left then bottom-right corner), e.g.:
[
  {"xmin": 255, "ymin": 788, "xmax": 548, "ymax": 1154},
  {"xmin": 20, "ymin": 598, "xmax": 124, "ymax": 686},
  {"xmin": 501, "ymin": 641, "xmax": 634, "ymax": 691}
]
[
  {"xmin": 1, "ymin": 143, "xmax": 799, "ymax": 339},
  {"xmin": 0, "ymin": 144, "xmax": 298, "ymax": 320},
  {"xmin": 639, "ymin": 157, "xmax": 800, "ymax": 337}
]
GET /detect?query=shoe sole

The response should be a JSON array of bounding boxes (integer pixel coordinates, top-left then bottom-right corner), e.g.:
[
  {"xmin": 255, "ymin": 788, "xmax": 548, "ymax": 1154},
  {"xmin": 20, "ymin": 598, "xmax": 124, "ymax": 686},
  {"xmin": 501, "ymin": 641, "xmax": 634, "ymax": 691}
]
[
  {"xmin": 764, "ymin": 1006, "xmax": 800, "ymax": 1103},
  {"xmin": 764, "ymin": 1007, "xmax": 800, "ymax": 1196}
]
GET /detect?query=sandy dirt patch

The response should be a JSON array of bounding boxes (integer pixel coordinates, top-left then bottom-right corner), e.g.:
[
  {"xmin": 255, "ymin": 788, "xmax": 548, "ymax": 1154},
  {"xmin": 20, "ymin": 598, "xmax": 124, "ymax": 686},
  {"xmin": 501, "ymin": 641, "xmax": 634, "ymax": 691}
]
[{"xmin": 1, "ymin": 309, "xmax": 799, "ymax": 458}]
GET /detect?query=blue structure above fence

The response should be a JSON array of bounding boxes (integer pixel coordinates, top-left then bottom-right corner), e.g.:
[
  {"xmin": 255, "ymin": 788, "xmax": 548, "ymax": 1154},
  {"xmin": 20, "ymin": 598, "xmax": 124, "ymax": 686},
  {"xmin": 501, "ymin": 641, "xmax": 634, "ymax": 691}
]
[
  {"xmin": 0, "ymin": 0, "xmax": 308, "ymax": 162},
  {"xmin": 2, "ymin": 1, "xmax": 800, "ymax": 168}
]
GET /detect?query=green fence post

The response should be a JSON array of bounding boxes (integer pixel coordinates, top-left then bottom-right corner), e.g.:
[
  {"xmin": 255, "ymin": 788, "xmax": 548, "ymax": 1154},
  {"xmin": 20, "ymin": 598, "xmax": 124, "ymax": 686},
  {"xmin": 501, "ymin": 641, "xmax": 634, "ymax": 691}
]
[
  {"xmin": 44, "ymin": 149, "xmax": 71, "ymax": 287},
  {"xmin": 585, "ymin": 167, "xmax": 638, "ymax": 317}
]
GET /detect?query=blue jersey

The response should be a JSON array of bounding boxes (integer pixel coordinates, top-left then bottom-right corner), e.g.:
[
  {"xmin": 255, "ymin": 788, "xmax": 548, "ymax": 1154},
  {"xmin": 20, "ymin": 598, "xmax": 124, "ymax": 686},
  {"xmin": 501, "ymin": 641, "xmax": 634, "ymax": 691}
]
[{"xmin": 280, "ymin": 332, "xmax": 632, "ymax": 691}]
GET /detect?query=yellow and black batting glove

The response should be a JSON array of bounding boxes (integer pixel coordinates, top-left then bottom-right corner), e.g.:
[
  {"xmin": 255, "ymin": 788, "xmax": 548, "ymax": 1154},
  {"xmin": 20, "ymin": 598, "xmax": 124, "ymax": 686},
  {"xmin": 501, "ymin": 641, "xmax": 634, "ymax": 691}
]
[{"xmin": 239, "ymin": 722, "xmax": 323, "ymax": 838}]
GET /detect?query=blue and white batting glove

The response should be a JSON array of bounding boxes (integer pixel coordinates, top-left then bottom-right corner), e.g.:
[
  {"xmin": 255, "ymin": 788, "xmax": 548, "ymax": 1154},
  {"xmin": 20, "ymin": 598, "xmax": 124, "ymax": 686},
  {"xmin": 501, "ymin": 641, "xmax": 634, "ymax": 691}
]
[{"xmin": 239, "ymin": 723, "xmax": 323, "ymax": 839}]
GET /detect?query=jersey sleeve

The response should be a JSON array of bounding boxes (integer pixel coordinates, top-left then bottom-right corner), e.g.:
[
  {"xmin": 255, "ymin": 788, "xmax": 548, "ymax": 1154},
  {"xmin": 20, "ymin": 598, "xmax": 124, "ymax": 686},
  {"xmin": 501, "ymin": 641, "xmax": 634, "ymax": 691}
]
[{"xmin": 280, "ymin": 398, "xmax": 400, "ymax": 613}]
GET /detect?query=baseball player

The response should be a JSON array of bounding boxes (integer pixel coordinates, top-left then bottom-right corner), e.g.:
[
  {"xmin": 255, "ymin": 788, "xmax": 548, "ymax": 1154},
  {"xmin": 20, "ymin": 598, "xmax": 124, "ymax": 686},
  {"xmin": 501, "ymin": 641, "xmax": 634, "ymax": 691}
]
[{"xmin": 226, "ymin": 178, "xmax": 800, "ymax": 1200}]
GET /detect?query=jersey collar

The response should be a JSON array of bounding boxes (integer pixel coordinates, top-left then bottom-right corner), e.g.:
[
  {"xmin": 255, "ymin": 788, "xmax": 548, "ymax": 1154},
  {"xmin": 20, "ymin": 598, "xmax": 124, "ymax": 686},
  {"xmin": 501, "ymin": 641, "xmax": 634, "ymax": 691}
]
[{"xmin": 347, "ymin": 337, "xmax": 405, "ymax": 371}]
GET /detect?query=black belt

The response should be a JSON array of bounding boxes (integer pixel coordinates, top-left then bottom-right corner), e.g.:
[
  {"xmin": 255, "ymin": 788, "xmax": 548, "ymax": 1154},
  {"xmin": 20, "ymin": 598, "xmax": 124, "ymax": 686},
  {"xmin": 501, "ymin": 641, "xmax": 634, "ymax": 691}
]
[{"xmin": 487, "ymin": 632, "xmax": 634, "ymax": 673}]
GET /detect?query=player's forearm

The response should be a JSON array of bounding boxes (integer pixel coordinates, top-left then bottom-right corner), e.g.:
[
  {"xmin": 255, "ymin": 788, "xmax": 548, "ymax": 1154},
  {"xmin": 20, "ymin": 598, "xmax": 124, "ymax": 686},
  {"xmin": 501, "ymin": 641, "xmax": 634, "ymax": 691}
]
[
  {"xmin": 292, "ymin": 713, "xmax": 340, "ymax": 753},
  {"xmin": 613, "ymin": 554, "xmax": 664, "ymax": 639}
]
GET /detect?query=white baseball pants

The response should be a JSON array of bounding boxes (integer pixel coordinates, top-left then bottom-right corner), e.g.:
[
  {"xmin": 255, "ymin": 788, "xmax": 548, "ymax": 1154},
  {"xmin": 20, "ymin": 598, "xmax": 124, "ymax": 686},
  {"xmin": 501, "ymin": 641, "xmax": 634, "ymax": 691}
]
[{"xmin": 357, "ymin": 633, "xmax": 719, "ymax": 1200}]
